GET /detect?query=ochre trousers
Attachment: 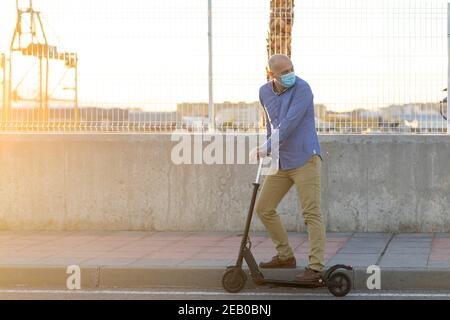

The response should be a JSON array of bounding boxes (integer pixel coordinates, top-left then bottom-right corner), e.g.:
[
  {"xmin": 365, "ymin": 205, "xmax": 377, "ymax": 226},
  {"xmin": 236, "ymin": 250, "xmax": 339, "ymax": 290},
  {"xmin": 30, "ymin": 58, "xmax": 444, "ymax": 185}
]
[{"xmin": 255, "ymin": 154, "xmax": 326, "ymax": 272}]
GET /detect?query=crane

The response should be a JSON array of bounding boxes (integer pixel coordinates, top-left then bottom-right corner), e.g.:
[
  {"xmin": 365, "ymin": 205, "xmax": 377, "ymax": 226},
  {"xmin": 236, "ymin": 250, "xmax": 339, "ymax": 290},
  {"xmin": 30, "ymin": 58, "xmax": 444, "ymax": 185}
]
[{"xmin": 8, "ymin": 0, "xmax": 78, "ymax": 129}]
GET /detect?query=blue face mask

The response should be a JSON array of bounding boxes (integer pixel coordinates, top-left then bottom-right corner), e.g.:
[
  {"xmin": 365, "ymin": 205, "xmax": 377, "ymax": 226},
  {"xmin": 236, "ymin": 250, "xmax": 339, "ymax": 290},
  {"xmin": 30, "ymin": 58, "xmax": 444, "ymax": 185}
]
[{"xmin": 279, "ymin": 71, "xmax": 296, "ymax": 88}]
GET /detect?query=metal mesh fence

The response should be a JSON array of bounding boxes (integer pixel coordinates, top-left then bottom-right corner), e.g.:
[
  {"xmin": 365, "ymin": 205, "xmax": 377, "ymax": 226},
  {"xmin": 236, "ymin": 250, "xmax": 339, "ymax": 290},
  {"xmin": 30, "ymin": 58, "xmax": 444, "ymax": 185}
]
[{"xmin": 0, "ymin": 0, "xmax": 448, "ymax": 133}]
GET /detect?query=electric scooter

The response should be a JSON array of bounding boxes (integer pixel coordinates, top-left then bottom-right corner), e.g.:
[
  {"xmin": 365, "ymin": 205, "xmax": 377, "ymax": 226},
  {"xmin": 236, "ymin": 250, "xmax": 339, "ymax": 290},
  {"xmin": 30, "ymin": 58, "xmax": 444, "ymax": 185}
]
[{"xmin": 222, "ymin": 158, "xmax": 353, "ymax": 297}]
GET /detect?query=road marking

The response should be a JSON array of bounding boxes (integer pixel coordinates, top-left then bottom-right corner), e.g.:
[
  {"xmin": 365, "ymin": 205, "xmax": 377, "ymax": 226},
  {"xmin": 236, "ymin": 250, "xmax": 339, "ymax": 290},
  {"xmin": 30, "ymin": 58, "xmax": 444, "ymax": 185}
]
[{"xmin": 0, "ymin": 289, "xmax": 450, "ymax": 298}]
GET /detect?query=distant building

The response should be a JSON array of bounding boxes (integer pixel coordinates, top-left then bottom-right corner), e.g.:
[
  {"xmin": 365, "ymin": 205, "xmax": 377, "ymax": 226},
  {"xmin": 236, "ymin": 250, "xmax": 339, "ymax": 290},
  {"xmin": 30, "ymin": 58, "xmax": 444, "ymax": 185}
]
[
  {"xmin": 315, "ymin": 116, "xmax": 337, "ymax": 133},
  {"xmin": 314, "ymin": 104, "xmax": 327, "ymax": 119},
  {"xmin": 176, "ymin": 101, "xmax": 263, "ymax": 130},
  {"xmin": 128, "ymin": 110, "xmax": 180, "ymax": 124},
  {"xmin": 176, "ymin": 103, "xmax": 208, "ymax": 118}
]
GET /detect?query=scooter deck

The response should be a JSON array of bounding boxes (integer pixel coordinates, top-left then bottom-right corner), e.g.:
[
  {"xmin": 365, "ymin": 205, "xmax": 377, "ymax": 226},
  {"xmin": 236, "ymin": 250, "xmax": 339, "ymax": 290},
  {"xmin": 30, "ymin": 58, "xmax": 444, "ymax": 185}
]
[{"xmin": 261, "ymin": 278, "xmax": 325, "ymax": 288}]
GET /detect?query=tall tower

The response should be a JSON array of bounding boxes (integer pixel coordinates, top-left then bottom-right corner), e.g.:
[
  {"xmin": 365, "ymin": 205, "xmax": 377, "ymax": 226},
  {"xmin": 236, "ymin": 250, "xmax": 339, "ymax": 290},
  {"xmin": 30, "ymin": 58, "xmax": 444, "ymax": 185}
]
[
  {"xmin": 8, "ymin": 0, "xmax": 78, "ymax": 129},
  {"xmin": 266, "ymin": 0, "xmax": 295, "ymax": 80}
]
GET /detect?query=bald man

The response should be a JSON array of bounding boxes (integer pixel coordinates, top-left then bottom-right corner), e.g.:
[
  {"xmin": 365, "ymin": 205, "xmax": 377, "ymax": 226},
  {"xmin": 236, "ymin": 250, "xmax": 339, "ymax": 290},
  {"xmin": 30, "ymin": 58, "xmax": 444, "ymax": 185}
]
[{"xmin": 251, "ymin": 54, "xmax": 326, "ymax": 282}]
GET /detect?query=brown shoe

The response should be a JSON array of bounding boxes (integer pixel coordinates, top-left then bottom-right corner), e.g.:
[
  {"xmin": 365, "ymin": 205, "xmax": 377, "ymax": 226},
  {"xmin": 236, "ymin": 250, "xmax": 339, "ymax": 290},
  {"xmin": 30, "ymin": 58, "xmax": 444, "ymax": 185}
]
[
  {"xmin": 259, "ymin": 255, "xmax": 296, "ymax": 269},
  {"xmin": 295, "ymin": 267, "xmax": 323, "ymax": 282}
]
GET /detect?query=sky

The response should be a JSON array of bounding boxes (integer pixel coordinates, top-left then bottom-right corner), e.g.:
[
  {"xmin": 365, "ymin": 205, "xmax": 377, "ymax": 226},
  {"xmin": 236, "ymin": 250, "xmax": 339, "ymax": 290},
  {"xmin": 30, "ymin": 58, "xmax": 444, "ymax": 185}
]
[{"xmin": 0, "ymin": 0, "xmax": 447, "ymax": 112}]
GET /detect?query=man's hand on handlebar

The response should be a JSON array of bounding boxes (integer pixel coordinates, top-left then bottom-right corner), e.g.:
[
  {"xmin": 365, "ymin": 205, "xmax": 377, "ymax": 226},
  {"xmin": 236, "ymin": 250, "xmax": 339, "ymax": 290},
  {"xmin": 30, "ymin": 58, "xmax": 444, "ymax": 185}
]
[{"xmin": 249, "ymin": 146, "xmax": 266, "ymax": 162}]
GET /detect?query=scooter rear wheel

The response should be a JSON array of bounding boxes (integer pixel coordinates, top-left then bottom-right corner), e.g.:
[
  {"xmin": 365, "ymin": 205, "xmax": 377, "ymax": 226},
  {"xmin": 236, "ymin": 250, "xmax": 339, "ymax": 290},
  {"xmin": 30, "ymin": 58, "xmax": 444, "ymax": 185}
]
[
  {"xmin": 327, "ymin": 271, "xmax": 352, "ymax": 297},
  {"xmin": 222, "ymin": 267, "xmax": 247, "ymax": 293}
]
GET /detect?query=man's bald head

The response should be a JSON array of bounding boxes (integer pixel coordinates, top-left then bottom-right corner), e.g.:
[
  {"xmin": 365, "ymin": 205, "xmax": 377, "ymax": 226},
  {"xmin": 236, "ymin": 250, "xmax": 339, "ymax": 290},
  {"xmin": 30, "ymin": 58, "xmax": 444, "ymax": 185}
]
[
  {"xmin": 268, "ymin": 54, "xmax": 293, "ymax": 74},
  {"xmin": 267, "ymin": 54, "xmax": 295, "ymax": 91}
]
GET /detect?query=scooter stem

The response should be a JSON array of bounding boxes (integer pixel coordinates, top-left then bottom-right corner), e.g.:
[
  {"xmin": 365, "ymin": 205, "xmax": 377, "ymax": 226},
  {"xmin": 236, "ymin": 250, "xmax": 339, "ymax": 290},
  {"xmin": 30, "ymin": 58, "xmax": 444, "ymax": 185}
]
[
  {"xmin": 255, "ymin": 158, "xmax": 264, "ymax": 184},
  {"xmin": 236, "ymin": 159, "xmax": 264, "ymax": 267}
]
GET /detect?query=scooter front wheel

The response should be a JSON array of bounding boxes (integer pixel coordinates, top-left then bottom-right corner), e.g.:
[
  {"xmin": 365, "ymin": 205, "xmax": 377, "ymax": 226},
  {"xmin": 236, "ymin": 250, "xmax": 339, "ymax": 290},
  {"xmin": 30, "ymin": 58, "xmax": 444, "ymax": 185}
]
[
  {"xmin": 327, "ymin": 271, "xmax": 352, "ymax": 297},
  {"xmin": 222, "ymin": 267, "xmax": 247, "ymax": 293}
]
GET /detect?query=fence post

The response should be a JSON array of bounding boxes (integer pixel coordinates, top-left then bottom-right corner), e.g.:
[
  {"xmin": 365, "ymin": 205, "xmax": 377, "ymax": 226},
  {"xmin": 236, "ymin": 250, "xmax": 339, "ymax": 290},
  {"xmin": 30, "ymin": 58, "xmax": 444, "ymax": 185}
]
[
  {"xmin": 208, "ymin": 0, "xmax": 215, "ymax": 132},
  {"xmin": 447, "ymin": 3, "xmax": 450, "ymax": 134}
]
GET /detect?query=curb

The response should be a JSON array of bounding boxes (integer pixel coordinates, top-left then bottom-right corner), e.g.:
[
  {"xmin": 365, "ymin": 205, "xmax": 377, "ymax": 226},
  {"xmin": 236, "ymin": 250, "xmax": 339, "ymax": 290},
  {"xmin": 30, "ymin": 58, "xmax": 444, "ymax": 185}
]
[{"xmin": 1, "ymin": 266, "xmax": 450, "ymax": 291}]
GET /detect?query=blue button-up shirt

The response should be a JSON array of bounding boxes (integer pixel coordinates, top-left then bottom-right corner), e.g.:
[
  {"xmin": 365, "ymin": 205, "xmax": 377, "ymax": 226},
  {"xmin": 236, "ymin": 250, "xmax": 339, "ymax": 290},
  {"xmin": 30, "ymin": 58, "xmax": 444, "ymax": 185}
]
[{"xmin": 259, "ymin": 76, "xmax": 322, "ymax": 170}]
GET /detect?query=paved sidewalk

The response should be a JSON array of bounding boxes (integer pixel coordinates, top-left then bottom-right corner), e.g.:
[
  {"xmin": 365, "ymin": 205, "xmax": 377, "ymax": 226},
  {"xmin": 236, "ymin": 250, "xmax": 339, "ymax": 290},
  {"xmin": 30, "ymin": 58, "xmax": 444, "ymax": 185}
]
[{"xmin": 0, "ymin": 231, "xmax": 450, "ymax": 290}]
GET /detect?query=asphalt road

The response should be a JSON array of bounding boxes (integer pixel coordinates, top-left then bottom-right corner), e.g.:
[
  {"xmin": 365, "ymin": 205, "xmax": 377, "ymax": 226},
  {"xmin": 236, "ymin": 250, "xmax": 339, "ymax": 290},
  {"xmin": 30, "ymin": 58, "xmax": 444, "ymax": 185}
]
[{"xmin": 0, "ymin": 287, "xmax": 450, "ymax": 300}]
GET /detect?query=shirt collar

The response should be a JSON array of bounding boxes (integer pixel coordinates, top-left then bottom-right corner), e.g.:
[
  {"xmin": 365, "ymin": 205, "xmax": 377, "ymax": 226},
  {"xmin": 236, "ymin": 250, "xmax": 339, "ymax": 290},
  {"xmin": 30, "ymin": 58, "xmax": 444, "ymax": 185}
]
[{"xmin": 271, "ymin": 80, "xmax": 289, "ymax": 96}]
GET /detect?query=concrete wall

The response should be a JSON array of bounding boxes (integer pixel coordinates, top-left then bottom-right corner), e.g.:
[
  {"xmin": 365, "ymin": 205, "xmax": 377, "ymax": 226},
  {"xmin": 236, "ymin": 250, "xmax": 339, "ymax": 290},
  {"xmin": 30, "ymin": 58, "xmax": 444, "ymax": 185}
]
[{"xmin": 0, "ymin": 134, "xmax": 449, "ymax": 232}]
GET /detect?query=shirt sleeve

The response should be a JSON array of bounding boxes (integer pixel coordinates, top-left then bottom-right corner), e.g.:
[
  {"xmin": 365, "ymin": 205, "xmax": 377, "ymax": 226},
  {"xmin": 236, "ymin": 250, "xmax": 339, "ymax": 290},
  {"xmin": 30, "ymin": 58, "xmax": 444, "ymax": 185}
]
[{"xmin": 259, "ymin": 90, "xmax": 272, "ymax": 144}]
